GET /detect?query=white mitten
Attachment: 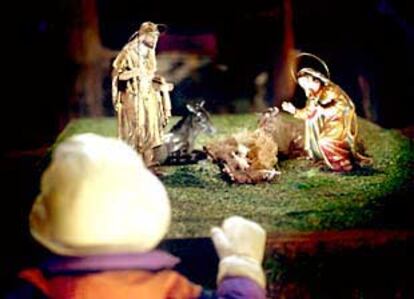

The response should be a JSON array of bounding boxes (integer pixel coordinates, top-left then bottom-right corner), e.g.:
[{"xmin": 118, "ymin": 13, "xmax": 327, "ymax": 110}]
[{"xmin": 211, "ymin": 216, "xmax": 266, "ymax": 288}]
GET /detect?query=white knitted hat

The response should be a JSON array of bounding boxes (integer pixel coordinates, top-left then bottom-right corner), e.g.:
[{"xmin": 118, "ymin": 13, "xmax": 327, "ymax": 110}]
[{"xmin": 30, "ymin": 133, "xmax": 170, "ymax": 256}]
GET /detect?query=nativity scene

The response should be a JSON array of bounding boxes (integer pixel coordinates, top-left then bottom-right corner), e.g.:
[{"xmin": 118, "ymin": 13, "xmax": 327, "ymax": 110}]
[{"xmin": 6, "ymin": 1, "xmax": 413, "ymax": 298}]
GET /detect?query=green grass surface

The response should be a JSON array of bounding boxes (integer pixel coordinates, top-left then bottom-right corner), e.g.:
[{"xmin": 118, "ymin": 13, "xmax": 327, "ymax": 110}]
[{"xmin": 55, "ymin": 114, "xmax": 413, "ymax": 237}]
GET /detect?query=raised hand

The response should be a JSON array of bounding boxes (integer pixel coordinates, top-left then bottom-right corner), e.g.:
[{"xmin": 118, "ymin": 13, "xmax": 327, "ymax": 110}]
[
  {"xmin": 211, "ymin": 216, "xmax": 266, "ymax": 288},
  {"xmin": 282, "ymin": 101, "xmax": 296, "ymax": 115}
]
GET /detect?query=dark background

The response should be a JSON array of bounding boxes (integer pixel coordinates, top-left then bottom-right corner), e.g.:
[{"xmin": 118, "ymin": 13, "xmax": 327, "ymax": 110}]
[{"xmin": 5, "ymin": 0, "xmax": 414, "ymax": 150}]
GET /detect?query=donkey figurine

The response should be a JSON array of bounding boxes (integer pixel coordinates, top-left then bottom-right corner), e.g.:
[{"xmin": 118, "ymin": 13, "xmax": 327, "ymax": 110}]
[{"xmin": 154, "ymin": 100, "xmax": 216, "ymax": 165}]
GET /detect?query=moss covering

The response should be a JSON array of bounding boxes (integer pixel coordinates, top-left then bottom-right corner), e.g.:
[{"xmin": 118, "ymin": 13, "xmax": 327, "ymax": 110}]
[{"xmin": 54, "ymin": 114, "xmax": 413, "ymax": 237}]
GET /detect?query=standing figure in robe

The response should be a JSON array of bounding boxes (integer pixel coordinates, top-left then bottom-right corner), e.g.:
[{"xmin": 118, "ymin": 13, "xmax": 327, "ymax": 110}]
[
  {"xmin": 112, "ymin": 21, "xmax": 173, "ymax": 166},
  {"xmin": 282, "ymin": 53, "xmax": 371, "ymax": 172}
]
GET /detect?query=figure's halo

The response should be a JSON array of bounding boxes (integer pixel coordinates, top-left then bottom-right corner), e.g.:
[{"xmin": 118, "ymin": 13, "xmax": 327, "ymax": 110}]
[{"xmin": 291, "ymin": 52, "xmax": 330, "ymax": 82}]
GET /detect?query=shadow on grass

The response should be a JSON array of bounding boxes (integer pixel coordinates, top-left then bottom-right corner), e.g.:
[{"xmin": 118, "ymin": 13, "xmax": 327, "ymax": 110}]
[
  {"xmin": 162, "ymin": 167, "xmax": 207, "ymax": 188},
  {"xmin": 342, "ymin": 166, "xmax": 384, "ymax": 177}
]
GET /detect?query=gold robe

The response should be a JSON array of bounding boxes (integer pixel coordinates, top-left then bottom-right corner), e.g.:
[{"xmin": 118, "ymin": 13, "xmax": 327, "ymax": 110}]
[{"xmin": 294, "ymin": 82, "xmax": 360, "ymax": 171}]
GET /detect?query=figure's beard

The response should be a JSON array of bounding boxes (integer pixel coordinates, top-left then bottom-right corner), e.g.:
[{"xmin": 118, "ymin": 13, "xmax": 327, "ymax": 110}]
[
  {"xmin": 138, "ymin": 43, "xmax": 154, "ymax": 57},
  {"xmin": 143, "ymin": 39, "xmax": 155, "ymax": 49}
]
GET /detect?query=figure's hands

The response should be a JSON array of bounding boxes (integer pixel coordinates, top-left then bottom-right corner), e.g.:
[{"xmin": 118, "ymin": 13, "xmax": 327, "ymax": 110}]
[
  {"xmin": 153, "ymin": 76, "xmax": 174, "ymax": 92},
  {"xmin": 211, "ymin": 216, "xmax": 266, "ymax": 288},
  {"xmin": 118, "ymin": 68, "xmax": 140, "ymax": 81},
  {"xmin": 282, "ymin": 101, "xmax": 296, "ymax": 115},
  {"xmin": 114, "ymin": 101, "xmax": 122, "ymax": 112},
  {"xmin": 154, "ymin": 75, "xmax": 173, "ymax": 89},
  {"xmin": 165, "ymin": 82, "xmax": 174, "ymax": 92},
  {"xmin": 162, "ymin": 111, "xmax": 171, "ymax": 127}
]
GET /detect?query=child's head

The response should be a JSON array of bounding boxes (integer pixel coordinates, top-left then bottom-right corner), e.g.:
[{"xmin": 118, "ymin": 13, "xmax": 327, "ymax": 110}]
[{"xmin": 30, "ymin": 133, "xmax": 171, "ymax": 256}]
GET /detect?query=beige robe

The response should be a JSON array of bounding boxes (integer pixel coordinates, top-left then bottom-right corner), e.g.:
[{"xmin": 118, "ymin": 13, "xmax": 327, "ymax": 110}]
[{"xmin": 112, "ymin": 40, "xmax": 170, "ymax": 153}]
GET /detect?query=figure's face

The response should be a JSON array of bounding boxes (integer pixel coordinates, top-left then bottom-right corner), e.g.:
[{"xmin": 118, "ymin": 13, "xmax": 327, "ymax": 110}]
[
  {"xmin": 298, "ymin": 75, "xmax": 322, "ymax": 94},
  {"xmin": 137, "ymin": 32, "xmax": 159, "ymax": 57},
  {"xmin": 139, "ymin": 32, "xmax": 159, "ymax": 49}
]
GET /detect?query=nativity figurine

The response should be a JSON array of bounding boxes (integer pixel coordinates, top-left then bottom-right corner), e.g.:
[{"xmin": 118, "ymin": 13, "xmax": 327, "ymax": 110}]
[
  {"xmin": 154, "ymin": 100, "xmax": 216, "ymax": 165},
  {"xmin": 205, "ymin": 128, "xmax": 279, "ymax": 184},
  {"xmin": 112, "ymin": 21, "xmax": 173, "ymax": 166},
  {"xmin": 282, "ymin": 53, "xmax": 372, "ymax": 171}
]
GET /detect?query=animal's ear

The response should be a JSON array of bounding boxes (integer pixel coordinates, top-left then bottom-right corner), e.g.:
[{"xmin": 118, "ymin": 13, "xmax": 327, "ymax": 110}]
[
  {"xmin": 199, "ymin": 100, "xmax": 205, "ymax": 107},
  {"xmin": 186, "ymin": 104, "xmax": 196, "ymax": 113}
]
